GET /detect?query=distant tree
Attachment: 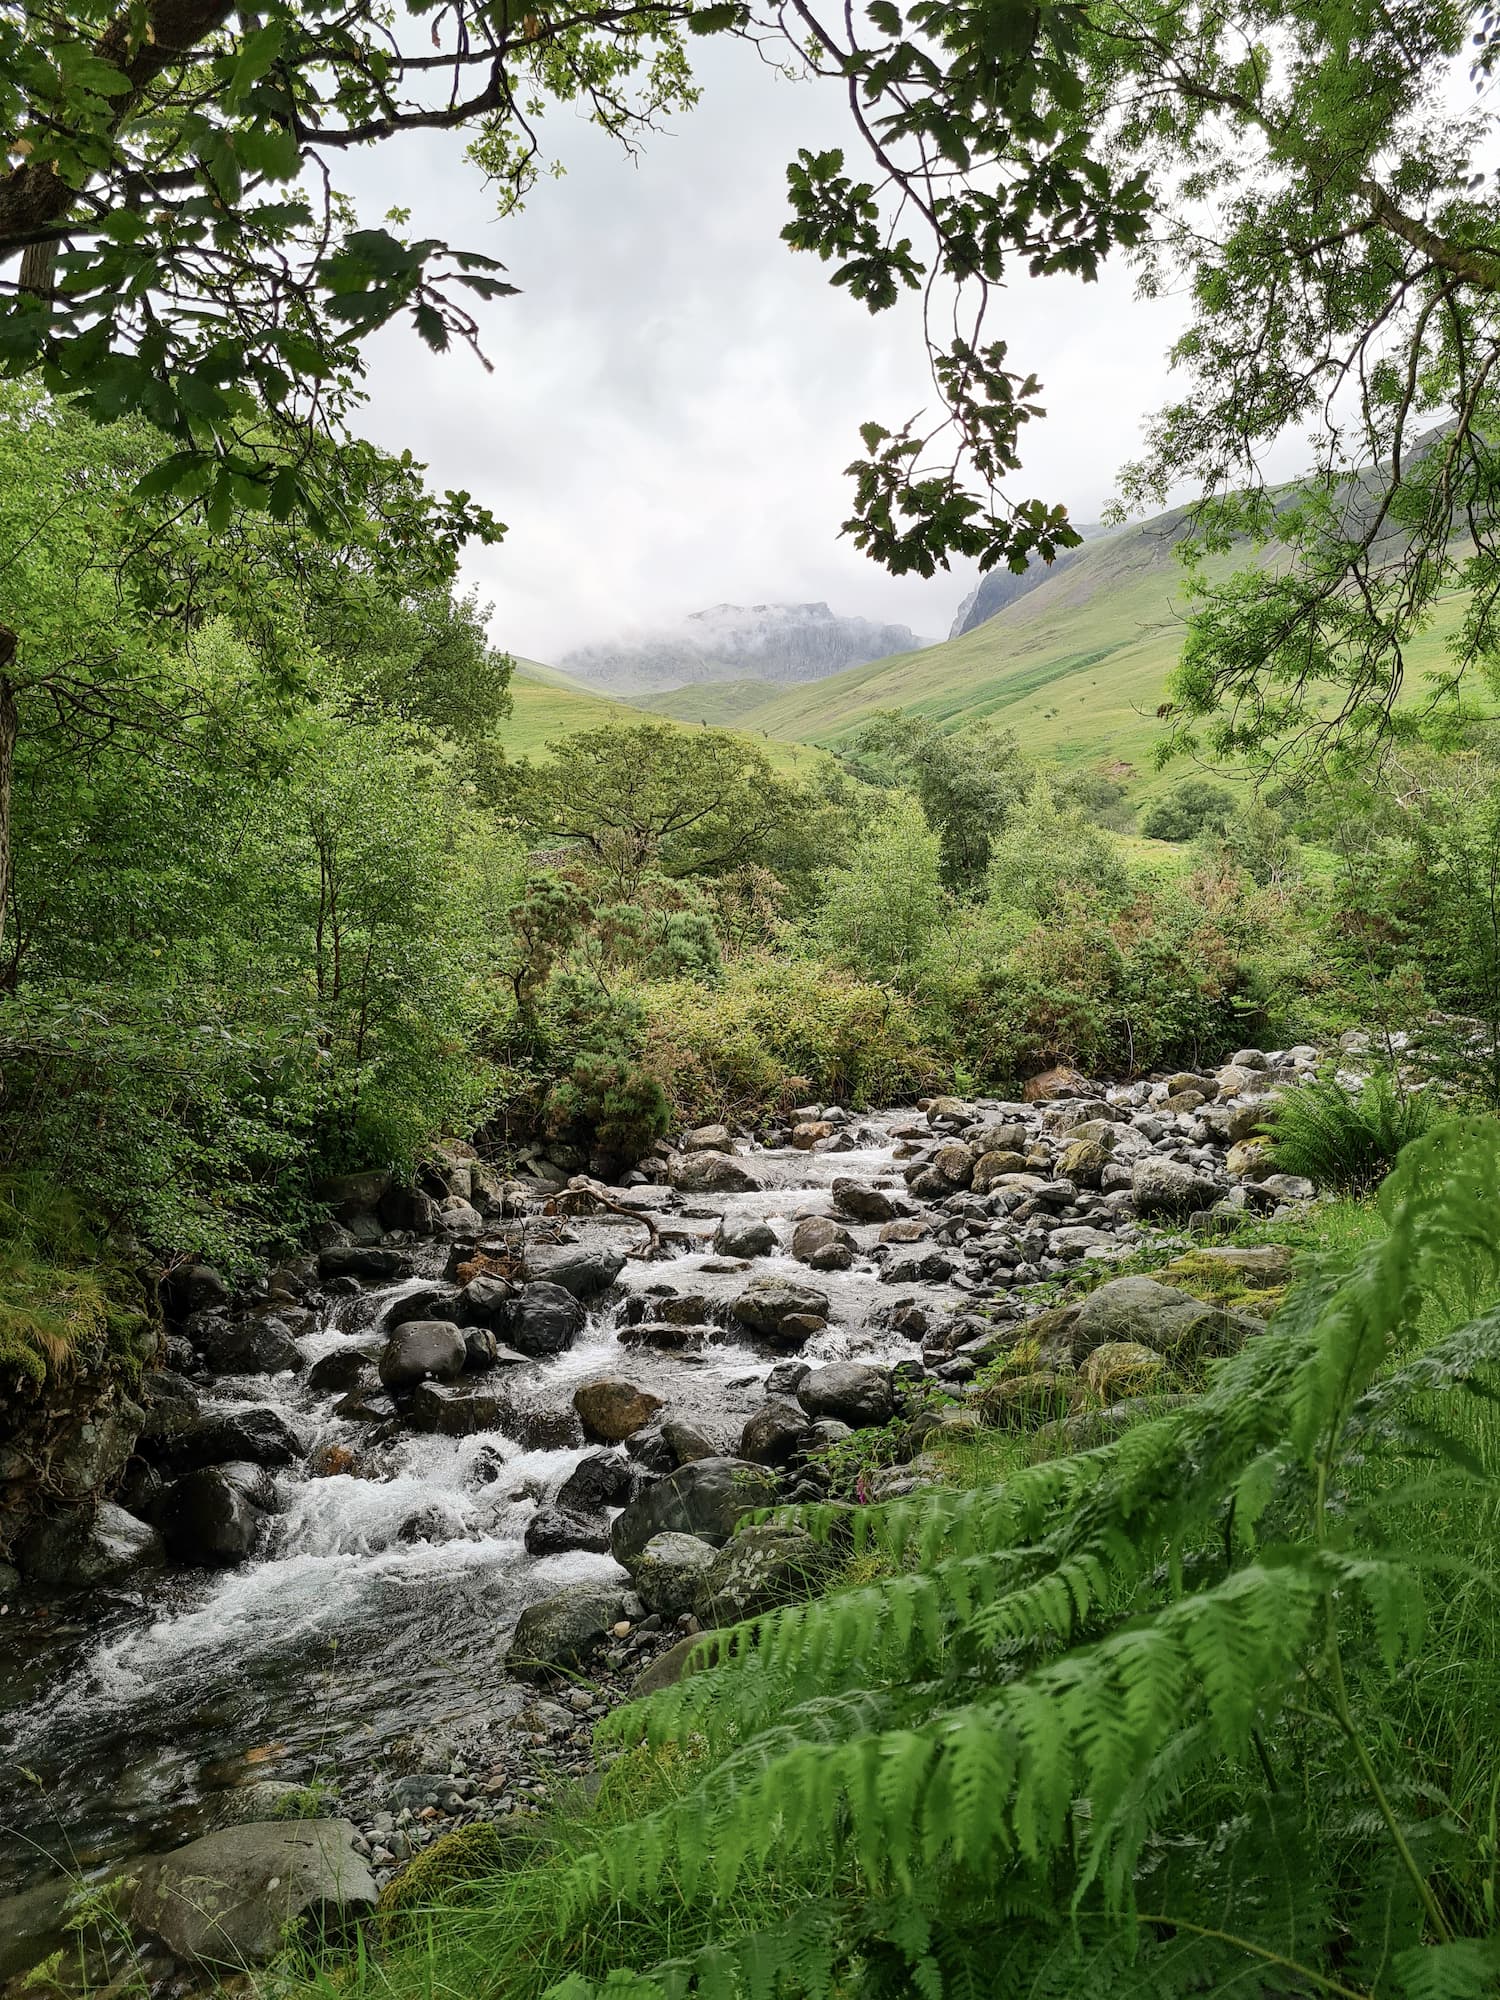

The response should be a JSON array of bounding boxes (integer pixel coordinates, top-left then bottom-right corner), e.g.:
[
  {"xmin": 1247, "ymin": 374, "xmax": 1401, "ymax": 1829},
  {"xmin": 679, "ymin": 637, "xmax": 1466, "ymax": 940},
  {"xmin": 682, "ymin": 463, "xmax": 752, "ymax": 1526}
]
[
  {"xmin": 496, "ymin": 723, "xmax": 809, "ymax": 898},
  {"xmin": 848, "ymin": 712, "xmax": 1029, "ymax": 894},
  {"xmin": 1141, "ymin": 781, "xmax": 1237, "ymax": 844},
  {"xmin": 987, "ymin": 776, "xmax": 1130, "ymax": 918},
  {"xmin": 815, "ymin": 796, "xmax": 946, "ymax": 987}
]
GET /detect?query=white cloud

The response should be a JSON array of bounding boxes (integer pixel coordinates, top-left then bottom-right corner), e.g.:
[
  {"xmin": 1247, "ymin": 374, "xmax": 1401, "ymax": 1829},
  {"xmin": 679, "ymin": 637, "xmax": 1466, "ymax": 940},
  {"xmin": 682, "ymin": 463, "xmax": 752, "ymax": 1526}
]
[{"xmin": 340, "ymin": 43, "xmax": 1191, "ymax": 663}]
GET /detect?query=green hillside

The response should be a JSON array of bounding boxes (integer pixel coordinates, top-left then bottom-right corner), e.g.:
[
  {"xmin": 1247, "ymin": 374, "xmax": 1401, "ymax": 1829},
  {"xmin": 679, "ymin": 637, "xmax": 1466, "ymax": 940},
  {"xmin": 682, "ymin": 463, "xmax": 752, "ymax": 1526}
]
[
  {"xmin": 616, "ymin": 514, "xmax": 1474, "ymax": 793},
  {"xmin": 501, "ymin": 660, "xmax": 828, "ymax": 775}
]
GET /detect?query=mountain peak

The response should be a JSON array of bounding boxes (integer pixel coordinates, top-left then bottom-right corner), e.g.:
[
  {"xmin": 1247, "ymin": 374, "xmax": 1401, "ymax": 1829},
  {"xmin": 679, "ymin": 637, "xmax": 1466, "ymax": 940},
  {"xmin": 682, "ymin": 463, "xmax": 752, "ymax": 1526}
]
[{"xmin": 562, "ymin": 600, "xmax": 927, "ymax": 696}]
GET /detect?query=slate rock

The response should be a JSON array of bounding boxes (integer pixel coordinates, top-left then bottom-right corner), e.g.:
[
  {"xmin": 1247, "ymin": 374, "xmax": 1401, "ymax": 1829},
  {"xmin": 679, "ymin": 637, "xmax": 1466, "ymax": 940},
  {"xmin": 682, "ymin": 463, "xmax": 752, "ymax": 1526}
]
[
  {"xmin": 694, "ymin": 1524, "xmax": 837, "ymax": 1628},
  {"xmin": 306, "ymin": 1349, "xmax": 375, "ymax": 1396},
  {"xmin": 796, "ymin": 1362, "xmax": 893, "ymax": 1429},
  {"xmin": 508, "ymin": 1281, "xmax": 587, "ymax": 1356},
  {"xmin": 130, "ymin": 1819, "xmax": 376, "ymax": 1965},
  {"xmin": 152, "ymin": 1406, "xmax": 306, "ymax": 1473},
  {"xmin": 630, "ymin": 1530, "xmax": 717, "ymax": 1615},
  {"xmin": 405, "ymin": 1382, "xmax": 507, "ymax": 1436},
  {"xmin": 610, "ymin": 1456, "xmax": 780, "ymax": 1565},
  {"xmin": 506, "ymin": 1581, "xmax": 628, "ymax": 1678}
]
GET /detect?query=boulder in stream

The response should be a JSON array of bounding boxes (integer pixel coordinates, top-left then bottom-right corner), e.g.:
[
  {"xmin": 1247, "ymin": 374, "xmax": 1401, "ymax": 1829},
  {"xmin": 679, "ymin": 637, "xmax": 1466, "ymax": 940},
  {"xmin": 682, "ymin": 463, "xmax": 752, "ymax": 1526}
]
[
  {"xmin": 831, "ymin": 1178, "xmax": 899, "ymax": 1223},
  {"xmin": 610, "ymin": 1456, "xmax": 779, "ymax": 1565},
  {"xmin": 796, "ymin": 1362, "xmax": 893, "ymax": 1429},
  {"xmin": 1130, "ymin": 1157, "xmax": 1225, "ymax": 1218},
  {"xmin": 507, "ymin": 1281, "xmax": 587, "ymax": 1355},
  {"xmin": 523, "ymin": 1505, "xmax": 612, "ymax": 1556},
  {"xmin": 524, "ymin": 1244, "xmax": 627, "ymax": 1300},
  {"xmin": 712, "ymin": 1215, "xmax": 778, "ymax": 1258},
  {"xmin": 152, "ymin": 1406, "xmax": 306, "ymax": 1473},
  {"xmin": 729, "ymin": 1277, "xmax": 830, "ymax": 1345},
  {"xmin": 557, "ymin": 1451, "xmax": 636, "ymax": 1512},
  {"xmin": 573, "ymin": 1377, "xmax": 664, "ymax": 1443},
  {"xmin": 318, "ymin": 1246, "xmax": 408, "ymax": 1282},
  {"xmin": 130, "ymin": 1819, "xmax": 376, "ymax": 1965},
  {"xmin": 192, "ymin": 1314, "xmax": 302, "ymax": 1375},
  {"xmin": 378, "ymin": 1319, "xmax": 467, "ymax": 1390},
  {"xmin": 17, "ymin": 1501, "xmax": 163, "ymax": 1588},
  {"xmin": 152, "ymin": 1462, "xmax": 277, "ymax": 1566},
  {"xmin": 506, "ymin": 1581, "xmax": 628, "ymax": 1678},
  {"xmin": 669, "ymin": 1152, "xmax": 762, "ymax": 1195},
  {"xmin": 789, "ymin": 1216, "xmax": 855, "ymax": 1271},
  {"xmin": 739, "ymin": 1399, "xmax": 818, "ymax": 1467}
]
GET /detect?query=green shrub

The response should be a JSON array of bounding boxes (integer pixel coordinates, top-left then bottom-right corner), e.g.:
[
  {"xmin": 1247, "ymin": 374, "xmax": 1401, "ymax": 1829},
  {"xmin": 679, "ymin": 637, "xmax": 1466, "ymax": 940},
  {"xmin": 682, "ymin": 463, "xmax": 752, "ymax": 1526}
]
[
  {"xmin": 1140, "ymin": 778, "xmax": 1236, "ymax": 842},
  {"xmin": 543, "ymin": 1054, "xmax": 672, "ymax": 1167},
  {"xmin": 639, "ymin": 956, "xmax": 943, "ymax": 1126},
  {"xmin": 0, "ymin": 1173, "xmax": 145, "ymax": 1389},
  {"xmin": 1268, "ymin": 1065, "xmax": 1437, "ymax": 1193}
]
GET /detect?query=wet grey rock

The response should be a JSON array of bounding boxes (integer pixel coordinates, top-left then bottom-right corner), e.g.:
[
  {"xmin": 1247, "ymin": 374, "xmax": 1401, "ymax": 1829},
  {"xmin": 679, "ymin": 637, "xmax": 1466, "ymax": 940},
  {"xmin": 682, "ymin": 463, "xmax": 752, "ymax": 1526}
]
[
  {"xmin": 383, "ymin": 1283, "xmax": 462, "ymax": 1330},
  {"xmin": 507, "ymin": 1404, "xmax": 584, "ymax": 1451},
  {"xmin": 153, "ymin": 1462, "xmax": 277, "ymax": 1566},
  {"xmin": 378, "ymin": 1319, "xmax": 467, "ymax": 1390},
  {"xmin": 712, "ymin": 1215, "xmax": 778, "ymax": 1258},
  {"xmin": 49, "ymin": 1396, "xmax": 144, "ymax": 1496},
  {"xmin": 631, "ymin": 1632, "xmax": 704, "ymax": 1698},
  {"xmin": 694, "ymin": 1524, "xmax": 837, "ymax": 1628},
  {"xmin": 880, "ymin": 1252, "xmax": 956, "ymax": 1285},
  {"xmin": 462, "ymin": 1326, "xmax": 500, "ymax": 1370},
  {"xmin": 1131, "ymin": 1157, "xmax": 1225, "ymax": 1217},
  {"xmin": 506, "ymin": 1581, "xmax": 628, "ymax": 1678},
  {"xmin": 524, "ymin": 1244, "xmax": 627, "ymax": 1301},
  {"xmin": 831, "ymin": 1178, "xmax": 899, "ymax": 1223},
  {"xmin": 796, "ymin": 1362, "xmax": 893, "ymax": 1429},
  {"xmin": 523, "ymin": 1505, "xmax": 612, "ymax": 1556},
  {"xmin": 730, "ymin": 1277, "xmax": 830, "ymax": 1344},
  {"xmin": 630, "ymin": 1531, "xmax": 717, "ymax": 1615},
  {"xmin": 436, "ymin": 1198, "xmax": 484, "ymax": 1239},
  {"xmin": 661, "ymin": 1417, "xmax": 717, "ymax": 1462},
  {"xmin": 17, "ymin": 1501, "xmax": 164, "ymax": 1587},
  {"xmin": 454, "ymin": 1272, "xmax": 514, "ymax": 1330},
  {"xmin": 1071, "ymin": 1276, "xmax": 1263, "ymax": 1363},
  {"xmin": 379, "ymin": 1185, "xmax": 440, "ymax": 1234},
  {"xmin": 683, "ymin": 1122, "xmax": 731, "ymax": 1151},
  {"xmin": 573, "ymin": 1377, "xmax": 664, "ymax": 1443},
  {"xmin": 790, "ymin": 1215, "xmax": 856, "ymax": 1271},
  {"xmin": 405, "ymin": 1382, "xmax": 507, "ymax": 1435},
  {"xmin": 508, "ymin": 1281, "xmax": 587, "ymax": 1356},
  {"xmin": 193, "ymin": 1314, "xmax": 303, "ymax": 1375},
  {"xmin": 307, "ymin": 1349, "xmax": 375, "ymax": 1395},
  {"xmin": 669, "ymin": 1152, "xmax": 762, "ymax": 1195},
  {"xmin": 739, "ymin": 1399, "xmax": 818, "ymax": 1467},
  {"xmin": 764, "ymin": 1359, "xmax": 811, "ymax": 1398},
  {"xmin": 610, "ymin": 1456, "xmax": 780, "ymax": 1565},
  {"xmin": 130, "ymin": 1819, "xmax": 376, "ymax": 1965},
  {"xmin": 557, "ymin": 1452, "xmax": 636, "ymax": 1513},
  {"xmin": 318, "ymin": 1246, "xmax": 408, "ymax": 1282},
  {"xmin": 163, "ymin": 1263, "xmax": 231, "ymax": 1320},
  {"xmin": 152, "ymin": 1406, "xmax": 306, "ymax": 1473}
]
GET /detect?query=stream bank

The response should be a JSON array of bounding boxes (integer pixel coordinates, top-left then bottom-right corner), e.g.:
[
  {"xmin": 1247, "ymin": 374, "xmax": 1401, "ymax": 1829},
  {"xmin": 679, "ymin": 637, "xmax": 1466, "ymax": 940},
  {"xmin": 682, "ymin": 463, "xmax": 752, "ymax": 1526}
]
[{"xmin": 0, "ymin": 1045, "xmax": 1320, "ymax": 1990}]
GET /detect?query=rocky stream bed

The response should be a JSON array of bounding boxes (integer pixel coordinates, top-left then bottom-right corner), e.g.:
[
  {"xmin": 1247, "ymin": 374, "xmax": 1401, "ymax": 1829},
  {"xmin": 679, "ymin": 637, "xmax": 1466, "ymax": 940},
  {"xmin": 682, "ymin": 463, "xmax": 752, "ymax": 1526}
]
[{"xmin": 0, "ymin": 1046, "xmax": 1323, "ymax": 1990}]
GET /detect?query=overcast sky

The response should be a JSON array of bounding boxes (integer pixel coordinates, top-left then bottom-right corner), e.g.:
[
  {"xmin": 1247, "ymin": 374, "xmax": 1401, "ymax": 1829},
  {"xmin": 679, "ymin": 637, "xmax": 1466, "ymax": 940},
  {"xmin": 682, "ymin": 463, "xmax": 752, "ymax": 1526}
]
[{"xmin": 343, "ymin": 41, "xmax": 1191, "ymax": 665}]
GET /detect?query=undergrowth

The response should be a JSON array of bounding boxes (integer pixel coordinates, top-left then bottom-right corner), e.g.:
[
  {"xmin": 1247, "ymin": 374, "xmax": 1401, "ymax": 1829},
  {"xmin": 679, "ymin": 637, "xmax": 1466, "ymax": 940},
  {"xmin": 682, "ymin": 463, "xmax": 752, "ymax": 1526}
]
[
  {"xmin": 1267, "ymin": 1066, "xmax": 1437, "ymax": 1194},
  {"xmin": 275, "ymin": 1121, "xmax": 1500, "ymax": 2000},
  {"xmin": 0, "ymin": 1173, "xmax": 143, "ymax": 1390}
]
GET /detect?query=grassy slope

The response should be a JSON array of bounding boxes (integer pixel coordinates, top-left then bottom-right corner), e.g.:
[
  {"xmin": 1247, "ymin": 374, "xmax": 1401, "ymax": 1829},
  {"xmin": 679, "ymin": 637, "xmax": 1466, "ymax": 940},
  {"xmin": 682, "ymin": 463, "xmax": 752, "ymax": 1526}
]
[
  {"xmin": 502, "ymin": 663, "xmax": 828, "ymax": 775},
  {"xmin": 625, "ymin": 526, "xmax": 1475, "ymax": 794}
]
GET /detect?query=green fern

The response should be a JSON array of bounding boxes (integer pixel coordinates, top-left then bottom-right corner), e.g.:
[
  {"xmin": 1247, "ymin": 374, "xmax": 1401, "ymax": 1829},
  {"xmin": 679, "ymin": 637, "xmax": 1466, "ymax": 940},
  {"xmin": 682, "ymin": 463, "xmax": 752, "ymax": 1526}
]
[
  {"xmin": 531, "ymin": 1121, "xmax": 1500, "ymax": 2000},
  {"xmin": 1267, "ymin": 1064, "xmax": 1437, "ymax": 1194}
]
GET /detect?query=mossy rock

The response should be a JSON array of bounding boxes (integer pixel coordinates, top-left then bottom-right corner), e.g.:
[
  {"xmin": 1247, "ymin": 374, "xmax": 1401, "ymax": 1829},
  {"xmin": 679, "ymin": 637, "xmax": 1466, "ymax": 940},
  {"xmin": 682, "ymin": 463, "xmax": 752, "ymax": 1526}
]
[
  {"xmin": 1159, "ymin": 1246, "xmax": 1290, "ymax": 1318},
  {"xmin": 378, "ymin": 1821, "xmax": 541, "ymax": 1938}
]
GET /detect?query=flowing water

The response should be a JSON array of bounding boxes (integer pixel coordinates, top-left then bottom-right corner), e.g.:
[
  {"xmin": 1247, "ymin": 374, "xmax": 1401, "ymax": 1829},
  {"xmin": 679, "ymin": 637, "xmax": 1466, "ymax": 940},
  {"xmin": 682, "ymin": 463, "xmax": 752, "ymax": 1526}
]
[{"xmin": 0, "ymin": 1119, "xmax": 949, "ymax": 1897}]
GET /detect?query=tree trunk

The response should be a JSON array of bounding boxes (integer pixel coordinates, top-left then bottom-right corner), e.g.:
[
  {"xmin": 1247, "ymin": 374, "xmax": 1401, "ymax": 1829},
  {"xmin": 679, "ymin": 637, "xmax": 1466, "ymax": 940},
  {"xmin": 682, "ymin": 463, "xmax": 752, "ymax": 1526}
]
[{"xmin": 0, "ymin": 625, "xmax": 17, "ymax": 972}]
